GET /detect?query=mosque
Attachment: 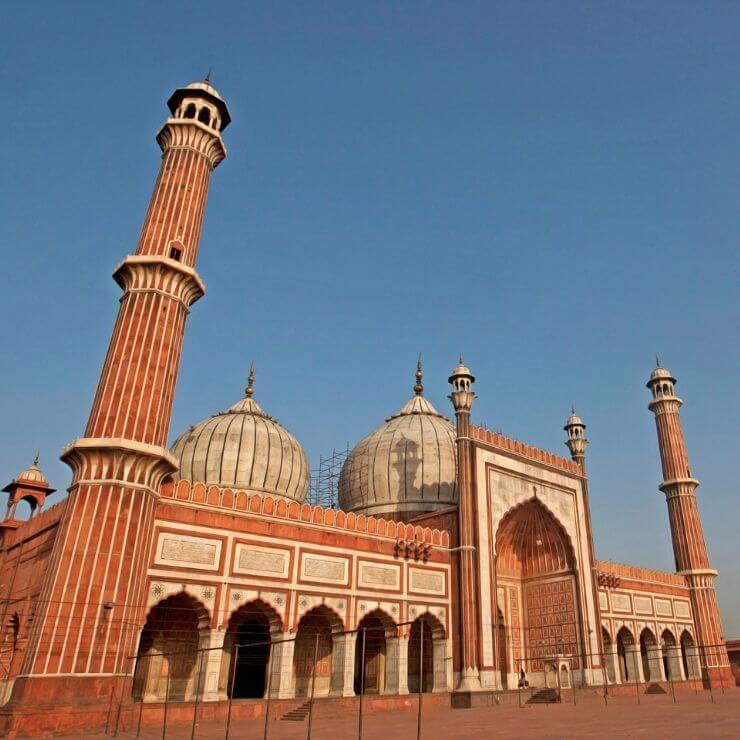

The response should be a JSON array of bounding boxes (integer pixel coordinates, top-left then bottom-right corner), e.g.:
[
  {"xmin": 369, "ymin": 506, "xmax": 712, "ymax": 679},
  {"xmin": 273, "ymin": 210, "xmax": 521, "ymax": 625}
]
[{"xmin": 0, "ymin": 80, "xmax": 733, "ymax": 735}]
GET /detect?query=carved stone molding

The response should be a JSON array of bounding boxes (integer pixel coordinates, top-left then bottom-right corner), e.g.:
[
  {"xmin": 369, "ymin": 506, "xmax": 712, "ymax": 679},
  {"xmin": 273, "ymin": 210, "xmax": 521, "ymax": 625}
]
[
  {"xmin": 156, "ymin": 119, "xmax": 227, "ymax": 169},
  {"xmin": 113, "ymin": 254, "xmax": 205, "ymax": 308},
  {"xmin": 61, "ymin": 436, "xmax": 178, "ymax": 492}
]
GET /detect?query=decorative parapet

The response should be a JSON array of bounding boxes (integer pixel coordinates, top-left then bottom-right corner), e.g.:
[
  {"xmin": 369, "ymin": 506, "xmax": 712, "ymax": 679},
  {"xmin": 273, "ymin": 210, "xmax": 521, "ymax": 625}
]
[
  {"xmin": 160, "ymin": 478, "xmax": 450, "ymax": 548},
  {"xmin": 2, "ymin": 499, "xmax": 67, "ymax": 548},
  {"xmin": 596, "ymin": 560, "xmax": 688, "ymax": 588},
  {"xmin": 471, "ymin": 425, "xmax": 581, "ymax": 475}
]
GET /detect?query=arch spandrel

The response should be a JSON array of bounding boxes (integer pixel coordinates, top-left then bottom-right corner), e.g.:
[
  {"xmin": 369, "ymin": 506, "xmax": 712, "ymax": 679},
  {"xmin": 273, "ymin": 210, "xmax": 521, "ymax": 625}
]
[{"xmin": 145, "ymin": 581, "xmax": 215, "ymax": 626}]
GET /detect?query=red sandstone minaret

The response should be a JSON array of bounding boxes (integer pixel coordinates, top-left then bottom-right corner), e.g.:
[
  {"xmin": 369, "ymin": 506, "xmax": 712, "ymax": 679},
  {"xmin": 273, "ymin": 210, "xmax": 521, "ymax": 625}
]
[
  {"xmin": 449, "ymin": 358, "xmax": 482, "ymax": 691},
  {"xmin": 12, "ymin": 80, "xmax": 230, "ymax": 706},
  {"xmin": 646, "ymin": 362, "xmax": 732, "ymax": 685}
]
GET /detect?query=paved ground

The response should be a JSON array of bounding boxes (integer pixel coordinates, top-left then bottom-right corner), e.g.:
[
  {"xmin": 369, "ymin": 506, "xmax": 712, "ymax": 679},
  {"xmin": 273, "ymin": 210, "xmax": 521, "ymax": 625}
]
[{"xmin": 93, "ymin": 689, "xmax": 740, "ymax": 739}]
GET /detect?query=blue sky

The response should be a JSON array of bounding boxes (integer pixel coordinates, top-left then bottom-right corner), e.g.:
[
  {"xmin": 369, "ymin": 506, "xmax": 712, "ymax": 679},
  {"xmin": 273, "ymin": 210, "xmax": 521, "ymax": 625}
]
[{"xmin": 1, "ymin": 1, "xmax": 739, "ymax": 635}]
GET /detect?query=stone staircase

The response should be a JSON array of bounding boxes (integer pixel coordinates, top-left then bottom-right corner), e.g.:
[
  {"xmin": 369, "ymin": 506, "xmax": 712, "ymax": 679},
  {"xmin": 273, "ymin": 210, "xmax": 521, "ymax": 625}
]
[
  {"xmin": 645, "ymin": 682, "xmax": 667, "ymax": 695},
  {"xmin": 526, "ymin": 688, "xmax": 560, "ymax": 704},
  {"xmin": 280, "ymin": 701, "xmax": 311, "ymax": 721}
]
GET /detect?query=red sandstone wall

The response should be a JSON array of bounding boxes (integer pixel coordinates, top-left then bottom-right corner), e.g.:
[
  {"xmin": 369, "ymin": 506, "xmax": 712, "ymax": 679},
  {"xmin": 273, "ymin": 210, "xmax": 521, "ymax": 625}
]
[{"xmin": 0, "ymin": 502, "xmax": 66, "ymax": 681}]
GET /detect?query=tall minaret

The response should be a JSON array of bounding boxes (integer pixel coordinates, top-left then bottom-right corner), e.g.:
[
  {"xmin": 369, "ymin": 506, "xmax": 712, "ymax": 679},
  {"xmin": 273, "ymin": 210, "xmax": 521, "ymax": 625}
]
[
  {"xmin": 563, "ymin": 409, "xmax": 604, "ymax": 672},
  {"xmin": 15, "ymin": 81, "xmax": 230, "ymax": 704},
  {"xmin": 646, "ymin": 362, "xmax": 731, "ymax": 685},
  {"xmin": 449, "ymin": 358, "xmax": 482, "ymax": 691}
]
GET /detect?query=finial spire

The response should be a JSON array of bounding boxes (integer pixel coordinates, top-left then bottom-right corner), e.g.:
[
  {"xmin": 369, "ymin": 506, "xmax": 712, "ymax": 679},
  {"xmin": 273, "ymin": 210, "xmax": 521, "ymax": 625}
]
[
  {"xmin": 204, "ymin": 69, "xmax": 212, "ymax": 84},
  {"xmin": 656, "ymin": 354, "xmax": 661, "ymax": 367},
  {"xmin": 413, "ymin": 354, "xmax": 424, "ymax": 396},
  {"xmin": 245, "ymin": 362, "xmax": 256, "ymax": 397},
  {"xmin": 33, "ymin": 451, "xmax": 40, "ymax": 466},
  {"xmin": 571, "ymin": 404, "xmax": 576, "ymax": 415},
  {"xmin": 459, "ymin": 354, "xmax": 464, "ymax": 364}
]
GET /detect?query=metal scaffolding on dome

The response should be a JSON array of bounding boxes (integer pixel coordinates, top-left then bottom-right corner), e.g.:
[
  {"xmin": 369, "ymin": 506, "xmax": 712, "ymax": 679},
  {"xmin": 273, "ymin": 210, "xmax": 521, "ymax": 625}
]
[{"xmin": 306, "ymin": 444, "xmax": 350, "ymax": 509}]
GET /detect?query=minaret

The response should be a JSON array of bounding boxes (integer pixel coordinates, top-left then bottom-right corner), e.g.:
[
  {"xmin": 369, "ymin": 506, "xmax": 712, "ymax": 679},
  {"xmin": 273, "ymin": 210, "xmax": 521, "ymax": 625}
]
[
  {"xmin": 563, "ymin": 409, "xmax": 604, "ymax": 673},
  {"xmin": 14, "ymin": 80, "xmax": 230, "ymax": 704},
  {"xmin": 449, "ymin": 357, "xmax": 482, "ymax": 691},
  {"xmin": 646, "ymin": 362, "xmax": 732, "ymax": 685}
]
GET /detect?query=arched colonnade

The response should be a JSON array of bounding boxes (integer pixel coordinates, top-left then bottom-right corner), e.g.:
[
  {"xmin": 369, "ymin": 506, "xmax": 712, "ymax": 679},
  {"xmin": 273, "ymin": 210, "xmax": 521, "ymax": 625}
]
[
  {"xmin": 133, "ymin": 594, "xmax": 449, "ymax": 702},
  {"xmin": 601, "ymin": 625, "xmax": 701, "ymax": 685}
]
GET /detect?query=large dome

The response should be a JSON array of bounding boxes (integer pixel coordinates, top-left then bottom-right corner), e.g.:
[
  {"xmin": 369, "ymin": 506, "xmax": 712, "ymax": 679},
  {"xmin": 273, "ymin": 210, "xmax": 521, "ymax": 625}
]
[
  {"xmin": 170, "ymin": 367, "xmax": 309, "ymax": 502},
  {"xmin": 338, "ymin": 359, "xmax": 457, "ymax": 519}
]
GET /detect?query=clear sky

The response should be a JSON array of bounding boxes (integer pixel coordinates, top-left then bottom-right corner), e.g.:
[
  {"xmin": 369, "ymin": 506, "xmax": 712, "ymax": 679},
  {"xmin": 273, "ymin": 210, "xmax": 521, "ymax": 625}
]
[{"xmin": 1, "ymin": 2, "xmax": 739, "ymax": 635}]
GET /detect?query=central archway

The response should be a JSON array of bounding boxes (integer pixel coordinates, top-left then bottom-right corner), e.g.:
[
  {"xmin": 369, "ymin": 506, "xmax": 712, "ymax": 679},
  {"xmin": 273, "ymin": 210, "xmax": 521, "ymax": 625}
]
[
  {"xmin": 495, "ymin": 498, "xmax": 580, "ymax": 686},
  {"xmin": 354, "ymin": 610, "xmax": 396, "ymax": 695},
  {"xmin": 224, "ymin": 600, "xmax": 282, "ymax": 699},
  {"xmin": 293, "ymin": 606, "xmax": 341, "ymax": 697}
]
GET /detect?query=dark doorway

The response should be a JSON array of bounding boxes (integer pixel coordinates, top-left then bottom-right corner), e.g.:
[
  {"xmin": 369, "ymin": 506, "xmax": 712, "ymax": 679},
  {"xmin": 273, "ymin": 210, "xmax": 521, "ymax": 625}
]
[
  {"xmin": 229, "ymin": 615, "xmax": 270, "ymax": 698},
  {"xmin": 354, "ymin": 614, "xmax": 387, "ymax": 695}
]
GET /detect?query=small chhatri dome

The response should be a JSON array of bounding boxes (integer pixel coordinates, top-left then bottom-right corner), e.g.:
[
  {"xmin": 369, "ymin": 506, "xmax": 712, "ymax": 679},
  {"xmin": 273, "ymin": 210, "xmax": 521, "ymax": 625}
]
[
  {"xmin": 17, "ymin": 454, "xmax": 47, "ymax": 484},
  {"xmin": 647, "ymin": 357, "xmax": 676, "ymax": 387},
  {"xmin": 338, "ymin": 358, "xmax": 457, "ymax": 519},
  {"xmin": 170, "ymin": 366, "xmax": 309, "ymax": 502},
  {"xmin": 564, "ymin": 406, "xmax": 584, "ymax": 429}
]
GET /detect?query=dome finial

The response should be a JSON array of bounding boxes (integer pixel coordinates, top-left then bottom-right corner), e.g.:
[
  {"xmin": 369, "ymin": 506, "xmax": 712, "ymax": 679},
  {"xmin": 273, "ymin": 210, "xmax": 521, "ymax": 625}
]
[
  {"xmin": 413, "ymin": 353, "xmax": 424, "ymax": 396},
  {"xmin": 571, "ymin": 404, "xmax": 576, "ymax": 415},
  {"xmin": 656, "ymin": 354, "xmax": 661, "ymax": 368},
  {"xmin": 204, "ymin": 69, "xmax": 212, "ymax": 84},
  {"xmin": 33, "ymin": 451, "xmax": 40, "ymax": 466},
  {"xmin": 245, "ymin": 362, "xmax": 256, "ymax": 397}
]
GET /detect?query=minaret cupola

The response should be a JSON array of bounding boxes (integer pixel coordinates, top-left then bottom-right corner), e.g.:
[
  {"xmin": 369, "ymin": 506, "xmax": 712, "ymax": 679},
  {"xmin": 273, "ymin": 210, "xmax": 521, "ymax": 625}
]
[
  {"xmin": 448, "ymin": 356, "xmax": 476, "ymax": 414},
  {"xmin": 564, "ymin": 407, "xmax": 588, "ymax": 462},
  {"xmin": 166, "ymin": 76, "xmax": 231, "ymax": 132}
]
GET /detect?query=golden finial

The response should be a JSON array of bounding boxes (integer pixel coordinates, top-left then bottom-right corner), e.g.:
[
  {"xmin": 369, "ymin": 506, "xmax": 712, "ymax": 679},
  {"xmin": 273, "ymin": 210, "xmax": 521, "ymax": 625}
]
[
  {"xmin": 413, "ymin": 354, "xmax": 424, "ymax": 396},
  {"xmin": 245, "ymin": 362, "xmax": 256, "ymax": 397}
]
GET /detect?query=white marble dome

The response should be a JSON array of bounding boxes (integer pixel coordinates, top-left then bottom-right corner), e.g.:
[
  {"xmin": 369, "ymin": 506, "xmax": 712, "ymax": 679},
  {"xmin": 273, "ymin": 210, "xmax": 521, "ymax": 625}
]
[
  {"xmin": 170, "ymin": 370, "xmax": 309, "ymax": 502},
  {"xmin": 338, "ymin": 362, "xmax": 457, "ymax": 519}
]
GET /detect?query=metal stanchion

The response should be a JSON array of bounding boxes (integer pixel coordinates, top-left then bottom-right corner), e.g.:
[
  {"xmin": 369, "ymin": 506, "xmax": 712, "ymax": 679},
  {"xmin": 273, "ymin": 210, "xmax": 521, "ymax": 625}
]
[
  {"xmin": 718, "ymin": 648, "xmax": 726, "ymax": 695},
  {"xmin": 105, "ymin": 681, "xmax": 116, "ymax": 735},
  {"xmin": 358, "ymin": 628, "xmax": 366, "ymax": 740},
  {"xmin": 263, "ymin": 642, "xmax": 274, "ymax": 740},
  {"xmin": 225, "ymin": 643, "xmax": 239, "ymax": 740},
  {"xmin": 556, "ymin": 662, "xmax": 562, "ymax": 704},
  {"xmin": 571, "ymin": 665, "xmax": 576, "ymax": 706},
  {"xmin": 601, "ymin": 655, "xmax": 608, "ymax": 706},
  {"xmin": 136, "ymin": 654, "xmax": 146, "ymax": 738},
  {"xmin": 416, "ymin": 621, "xmax": 424, "ymax": 740},
  {"xmin": 163, "ymin": 657, "xmax": 171, "ymax": 740},
  {"xmin": 516, "ymin": 660, "xmax": 522, "ymax": 708},
  {"xmin": 190, "ymin": 647, "xmax": 205, "ymax": 740},
  {"xmin": 306, "ymin": 633, "xmax": 319, "ymax": 740},
  {"xmin": 633, "ymin": 659, "xmax": 640, "ymax": 705}
]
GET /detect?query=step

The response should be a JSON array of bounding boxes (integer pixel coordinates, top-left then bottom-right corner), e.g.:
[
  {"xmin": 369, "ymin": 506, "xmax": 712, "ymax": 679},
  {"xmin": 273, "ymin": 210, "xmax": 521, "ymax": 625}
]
[{"xmin": 280, "ymin": 701, "xmax": 311, "ymax": 721}]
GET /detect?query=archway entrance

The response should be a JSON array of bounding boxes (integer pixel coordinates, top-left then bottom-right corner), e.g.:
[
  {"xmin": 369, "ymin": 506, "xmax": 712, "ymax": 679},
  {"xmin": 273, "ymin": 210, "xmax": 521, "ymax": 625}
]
[
  {"xmin": 640, "ymin": 628, "xmax": 657, "ymax": 682},
  {"xmin": 616, "ymin": 627, "xmax": 634, "ymax": 682},
  {"xmin": 354, "ymin": 611, "xmax": 394, "ymax": 695},
  {"xmin": 661, "ymin": 629, "xmax": 676, "ymax": 680},
  {"xmin": 133, "ymin": 592, "xmax": 209, "ymax": 702},
  {"xmin": 407, "ymin": 613, "xmax": 445, "ymax": 693},
  {"xmin": 293, "ymin": 606, "xmax": 339, "ymax": 697},
  {"xmin": 495, "ymin": 498, "xmax": 580, "ymax": 686}
]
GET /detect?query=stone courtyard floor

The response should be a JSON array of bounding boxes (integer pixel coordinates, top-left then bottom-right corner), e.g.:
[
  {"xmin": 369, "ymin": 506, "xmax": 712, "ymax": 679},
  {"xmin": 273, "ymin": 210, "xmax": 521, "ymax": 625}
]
[{"xmin": 85, "ymin": 688, "xmax": 740, "ymax": 739}]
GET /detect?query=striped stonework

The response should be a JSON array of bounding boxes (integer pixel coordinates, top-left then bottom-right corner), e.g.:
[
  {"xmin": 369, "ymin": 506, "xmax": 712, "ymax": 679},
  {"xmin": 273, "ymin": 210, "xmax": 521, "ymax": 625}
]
[
  {"xmin": 16, "ymin": 86, "xmax": 229, "ymax": 699},
  {"xmin": 647, "ymin": 368, "xmax": 732, "ymax": 684}
]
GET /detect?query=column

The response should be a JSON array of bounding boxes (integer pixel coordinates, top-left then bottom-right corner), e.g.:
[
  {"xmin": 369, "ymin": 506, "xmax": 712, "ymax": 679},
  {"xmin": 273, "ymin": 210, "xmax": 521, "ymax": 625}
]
[
  {"xmin": 201, "ymin": 631, "xmax": 227, "ymax": 702},
  {"xmin": 329, "ymin": 632, "xmax": 356, "ymax": 698},
  {"xmin": 626, "ymin": 646, "xmax": 644, "ymax": 683},
  {"xmin": 666, "ymin": 645, "xmax": 685, "ymax": 681},
  {"xmin": 647, "ymin": 645, "xmax": 666, "ymax": 682},
  {"xmin": 270, "ymin": 633, "xmax": 296, "ymax": 698}
]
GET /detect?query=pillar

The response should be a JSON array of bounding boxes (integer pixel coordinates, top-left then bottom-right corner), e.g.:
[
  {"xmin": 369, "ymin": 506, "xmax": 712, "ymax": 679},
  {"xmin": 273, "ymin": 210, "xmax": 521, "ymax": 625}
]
[
  {"xmin": 626, "ymin": 646, "xmax": 644, "ymax": 683},
  {"xmin": 646, "ymin": 644, "xmax": 666, "ymax": 682},
  {"xmin": 432, "ymin": 639, "xmax": 448, "ymax": 692},
  {"xmin": 201, "ymin": 631, "xmax": 227, "ymax": 702},
  {"xmin": 271, "ymin": 633, "xmax": 296, "ymax": 698},
  {"xmin": 665, "ymin": 645, "xmax": 685, "ymax": 681},
  {"xmin": 329, "ymin": 632, "xmax": 356, "ymax": 697}
]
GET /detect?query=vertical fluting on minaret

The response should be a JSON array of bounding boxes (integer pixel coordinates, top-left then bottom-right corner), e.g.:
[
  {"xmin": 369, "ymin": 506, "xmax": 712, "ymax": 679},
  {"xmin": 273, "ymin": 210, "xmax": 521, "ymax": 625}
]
[
  {"xmin": 18, "ymin": 81, "xmax": 229, "ymax": 693},
  {"xmin": 647, "ymin": 363, "xmax": 731, "ymax": 685},
  {"xmin": 449, "ymin": 358, "xmax": 482, "ymax": 691}
]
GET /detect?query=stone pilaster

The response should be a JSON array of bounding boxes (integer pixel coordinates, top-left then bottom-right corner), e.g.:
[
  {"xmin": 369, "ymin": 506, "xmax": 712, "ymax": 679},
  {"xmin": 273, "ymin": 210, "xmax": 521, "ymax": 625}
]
[
  {"xmin": 270, "ymin": 633, "xmax": 296, "ymax": 698},
  {"xmin": 329, "ymin": 632, "xmax": 356, "ymax": 697}
]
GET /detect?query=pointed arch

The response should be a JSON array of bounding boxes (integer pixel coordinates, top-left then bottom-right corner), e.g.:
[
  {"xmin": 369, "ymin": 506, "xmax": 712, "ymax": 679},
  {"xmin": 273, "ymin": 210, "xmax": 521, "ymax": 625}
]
[
  {"xmin": 408, "ymin": 610, "xmax": 447, "ymax": 693},
  {"xmin": 293, "ymin": 605, "xmax": 341, "ymax": 698},
  {"xmin": 222, "ymin": 599, "xmax": 283, "ymax": 699},
  {"xmin": 133, "ymin": 592, "xmax": 210, "ymax": 702},
  {"xmin": 616, "ymin": 626, "xmax": 634, "ymax": 683},
  {"xmin": 355, "ymin": 608, "xmax": 398, "ymax": 695}
]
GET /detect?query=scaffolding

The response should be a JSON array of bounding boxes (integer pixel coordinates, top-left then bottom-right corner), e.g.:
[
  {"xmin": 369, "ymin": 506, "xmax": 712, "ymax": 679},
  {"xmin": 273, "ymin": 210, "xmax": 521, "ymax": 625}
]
[{"xmin": 307, "ymin": 444, "xmax": 350, "ymax": 509}]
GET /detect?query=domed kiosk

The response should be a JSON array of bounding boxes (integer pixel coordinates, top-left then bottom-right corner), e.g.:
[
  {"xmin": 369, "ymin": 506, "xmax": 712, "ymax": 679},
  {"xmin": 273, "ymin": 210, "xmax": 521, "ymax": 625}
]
[
  {"xmin": 170, "ymin": 365, "xmax": 309, "ymax": 502},
  {"xmin": 338, "ymin": 358, "xmax": 457, "ymax": 520}
]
